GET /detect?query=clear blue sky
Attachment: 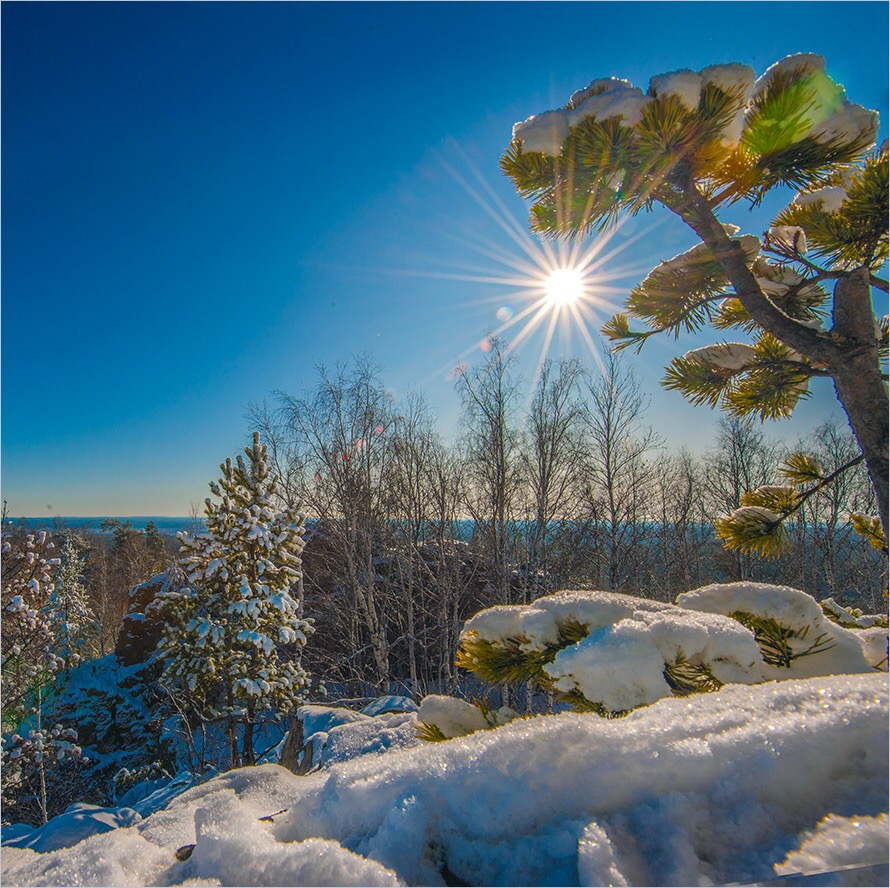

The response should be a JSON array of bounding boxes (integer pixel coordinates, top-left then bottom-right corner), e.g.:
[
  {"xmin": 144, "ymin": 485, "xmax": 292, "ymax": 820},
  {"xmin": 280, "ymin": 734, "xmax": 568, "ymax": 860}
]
[{"xmin": 3, "ymin": 2, "xmax": 888, "ymax": 517}]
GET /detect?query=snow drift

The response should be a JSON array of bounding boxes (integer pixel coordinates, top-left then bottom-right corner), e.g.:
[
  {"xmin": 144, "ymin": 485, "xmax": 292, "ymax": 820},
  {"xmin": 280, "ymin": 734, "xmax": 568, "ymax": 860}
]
[{"xmin": 2, "ymin": 673, "xmax": 886, "ymax": 887}]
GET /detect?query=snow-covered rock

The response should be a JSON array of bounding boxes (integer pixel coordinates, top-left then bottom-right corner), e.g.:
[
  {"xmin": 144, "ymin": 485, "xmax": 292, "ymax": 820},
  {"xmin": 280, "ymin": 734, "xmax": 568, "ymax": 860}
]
[{"xmin": 3, "ymin": 674, "xmax": 886, "ymax": 886}]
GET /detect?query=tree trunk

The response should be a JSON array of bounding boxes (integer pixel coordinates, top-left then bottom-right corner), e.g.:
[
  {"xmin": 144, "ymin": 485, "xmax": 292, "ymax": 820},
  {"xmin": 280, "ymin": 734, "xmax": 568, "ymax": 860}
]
[
  {"xmin": 685, "ymin": 195, "xmax": 888, "ymax": 538},
  {"xmin": 831, "ymin": 268, "xmax": 889, "ymax": 536}
]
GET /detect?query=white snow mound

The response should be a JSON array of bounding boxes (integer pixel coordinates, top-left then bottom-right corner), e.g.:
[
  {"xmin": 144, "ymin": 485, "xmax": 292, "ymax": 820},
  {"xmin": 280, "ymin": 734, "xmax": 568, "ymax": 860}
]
[{"xmin": 3, "ymin": 674, "xmax": 885, "ymax": 887}]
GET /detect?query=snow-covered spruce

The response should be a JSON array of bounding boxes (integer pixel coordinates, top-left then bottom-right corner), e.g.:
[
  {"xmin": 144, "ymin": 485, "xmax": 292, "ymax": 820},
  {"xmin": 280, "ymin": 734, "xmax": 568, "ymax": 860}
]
[
  {"xmin": 2, "ymin": 674, "xmax": 886, "ymax": 887},
  {"xmin": 156, "ymin": 432, "xmax": 313, "ymax": 767}
]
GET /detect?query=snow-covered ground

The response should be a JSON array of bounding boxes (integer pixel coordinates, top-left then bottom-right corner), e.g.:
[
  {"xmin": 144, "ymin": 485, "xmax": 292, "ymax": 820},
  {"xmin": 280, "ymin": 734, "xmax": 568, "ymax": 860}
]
[{"xmin": 2, "ymin": 673, "xmax": 886, "ymax": 887}]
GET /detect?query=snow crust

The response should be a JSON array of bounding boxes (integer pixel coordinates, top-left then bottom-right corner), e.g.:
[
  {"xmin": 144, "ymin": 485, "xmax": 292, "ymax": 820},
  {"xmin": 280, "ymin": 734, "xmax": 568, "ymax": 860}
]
[
  {"xmin": 852, "ymin": 627, "xmax": 889, "ymax": 670},
  {"xmin": 1, "ymin": 803, "xmax": 141, "ymax": 853},
  {"xmin": 361, "ymin": 695, "xmax": 419, "ymax": 717},
  {"xmin": 4, "ymin": 674, "xmax": 886, "ymax": 887}
]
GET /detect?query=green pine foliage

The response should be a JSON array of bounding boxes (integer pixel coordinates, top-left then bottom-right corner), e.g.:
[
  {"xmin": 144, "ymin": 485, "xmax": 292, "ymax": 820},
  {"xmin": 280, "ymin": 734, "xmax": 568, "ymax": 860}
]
[
  {"xmin": 502, "ymin": 55, "xmax": 888, "ymax": 556},
  {"xmin": 728, "ymin": 611, "xmax": 835, "ymax": 668}
]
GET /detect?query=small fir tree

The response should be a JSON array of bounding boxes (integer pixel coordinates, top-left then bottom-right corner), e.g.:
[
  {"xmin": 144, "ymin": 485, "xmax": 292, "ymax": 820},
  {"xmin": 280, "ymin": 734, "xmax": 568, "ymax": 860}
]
[
  {"xmin": 52, "ymin": 532, "xmax": 99, "ymax": 663},
  {"xmin": 500, "ymin": 56, "xmax": 888, "ymax": 556},
  {"xmin": 157, "ymin": 433, "xmax": 313, "ymax": 768}
]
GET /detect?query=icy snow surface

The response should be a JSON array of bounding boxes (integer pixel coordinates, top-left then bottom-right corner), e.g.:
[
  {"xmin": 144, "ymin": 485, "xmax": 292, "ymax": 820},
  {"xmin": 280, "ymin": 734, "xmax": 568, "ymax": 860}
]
[
  {"xmin": 774, "ymin": 813, "xmax": 889, "ymax": 883},
  {"xmin": 2, "ymin": 674, "xmax": 886, "ymax": 887}
]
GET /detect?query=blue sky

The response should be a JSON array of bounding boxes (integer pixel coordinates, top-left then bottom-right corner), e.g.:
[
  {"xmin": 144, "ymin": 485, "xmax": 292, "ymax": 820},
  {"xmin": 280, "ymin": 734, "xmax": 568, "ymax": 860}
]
[{"xmin": 3, "ymin": 2, "xmax": 888, "ymax": 516}]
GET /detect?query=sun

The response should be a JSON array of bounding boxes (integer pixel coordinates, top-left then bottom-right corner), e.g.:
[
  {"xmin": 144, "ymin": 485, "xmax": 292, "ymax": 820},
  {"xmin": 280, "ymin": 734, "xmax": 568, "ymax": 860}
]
[{"xmin": 544, "ymin": 268, "xmax": 586, "ymax": 307}]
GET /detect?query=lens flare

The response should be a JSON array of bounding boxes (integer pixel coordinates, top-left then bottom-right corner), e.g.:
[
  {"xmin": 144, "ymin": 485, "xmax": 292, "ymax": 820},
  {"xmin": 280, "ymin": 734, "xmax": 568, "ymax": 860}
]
[{"xmin": 496, "ymin": 305, "xmax": 514, "ymax": 322}]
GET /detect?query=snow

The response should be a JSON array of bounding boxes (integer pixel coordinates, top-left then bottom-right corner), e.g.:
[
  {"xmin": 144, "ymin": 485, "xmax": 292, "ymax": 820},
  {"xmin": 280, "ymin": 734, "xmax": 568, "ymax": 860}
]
[
  {"xmin": 1, "ymin": 803, "xmax": 142, "ymax": 853},
  {"xmin": 794, "ymin": 184, "xmax": 850, "ymax": 213},
  {"xmin": 821, "ymin": 596, "xmax": 887, "ymax": 629},
  {"xmin": 568, "ymin": 85, "xmax": 652, "ymax": 128},
  {"xmin": 568, "ymin": 77, "xmax": 634, "ymax": 109},
  {"xmin": 810, "ymin": 100, "xmax": 879, "ymax": 147},
  {"xmin": 676, "ymin": 582, "xmax": 875, "ymax": 679},
  {"xmin": 543, "ymin": 605, "xmax": 762, "ymax": 712},
  {"xmin": 308, "ymin": 712, "xmax": 419, "ymax": 769},
  {"xmin": 700, "ymin": 63, "xmax": 755, "ymax": 100},
  {"xmin": 752, "ymin": 53, "xmax": 826, "ymax": 99},
  {"xmin": 4, "ymin": 674, "xmax": 885, "ymax": 886},
  {"xmin": 512, "ymin": 109, "xmax": 570, "ymax": 156},
  {"xmin": 361, "ymin": 695, "xmax": 418, "ymax": 717},
  {"xmin": 852, "ymin": 627, "xmax": 889, "ymax": 670},
  {"xmin": 416, "ymin": 695, "xmax": 489, "ymax": 738},
  {"xmin": 768, "ymin": 225, "xmax": 808, "ymax": 253},
  {"xmin": 775, "ymin": 814, "xmax": 889, "ymax": 882},
  {"xmin": 684, "ymin": 342, "xmax": 757, "ymax": 372},
  {"xmin": 648, "ymin": 69, "xmax": 702, "ymax": 112}
]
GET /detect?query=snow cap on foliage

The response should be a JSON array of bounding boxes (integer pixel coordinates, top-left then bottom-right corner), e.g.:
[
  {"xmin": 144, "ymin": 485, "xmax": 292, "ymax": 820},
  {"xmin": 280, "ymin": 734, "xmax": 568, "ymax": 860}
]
[
  {"xmin": 684, "ymin": 343, "xmax": 757, "ymax": 372},
  {"xmin": 568, "ymin": 77, "xmax": 634, "ymax": 108},
  {"xmin": 700, "ymin": 63, "xmax": 756, "ymax": 99},
  {"xmin": 648, "ymin": 69, "xmax": 702, "ymax": 112},
  {"xmin": 542, "ymin": 604, "xmax": 763, "ymax": 712},
  {"xmin": 512, "ymin": 109, "xmax": 570, "ymax": 156},
  {"xmin": 464, "ymin": 590, "xmax": 764, "ymax": 714},
  {"xmin": 810, "ymin": 98, "xmax": 879, "ymax": 146},
  {"xmin": 417, "ymin": 695, "xmax": 488, "ymax": 739},
  {"xmin": 676, "ymin": 582, "xmax": 875, "ymax": 679},
  {"xmin": 752, "ymin": 53, "xmax": 826, "ymax": 99},
  {"xmin": 768, "ymin": 226, "xmax": 808, "ymax": 254},
  {"xmin": 794, "ymin": 183, "xmax": 851, "ymax": 214},
  {"xmin": 568, "ymin": 84, "xmax": 652, "ymax": 128}
]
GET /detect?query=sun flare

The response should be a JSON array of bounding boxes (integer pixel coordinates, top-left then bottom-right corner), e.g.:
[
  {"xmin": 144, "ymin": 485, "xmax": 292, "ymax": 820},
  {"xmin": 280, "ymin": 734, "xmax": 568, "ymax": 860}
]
[{"xmin": 544, "ymin": 268, "xmax": 585, "ymax": 307}]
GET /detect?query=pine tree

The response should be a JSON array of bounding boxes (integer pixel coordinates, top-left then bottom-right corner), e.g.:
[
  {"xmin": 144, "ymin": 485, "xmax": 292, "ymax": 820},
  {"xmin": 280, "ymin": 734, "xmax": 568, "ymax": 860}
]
[
  {"xmin": 157, "ymin": 433, "xmax": 313, "ymax": 768},
  {"xmin": 500, "ymin": 56, "xmax": 888, "ymax": 556}
]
